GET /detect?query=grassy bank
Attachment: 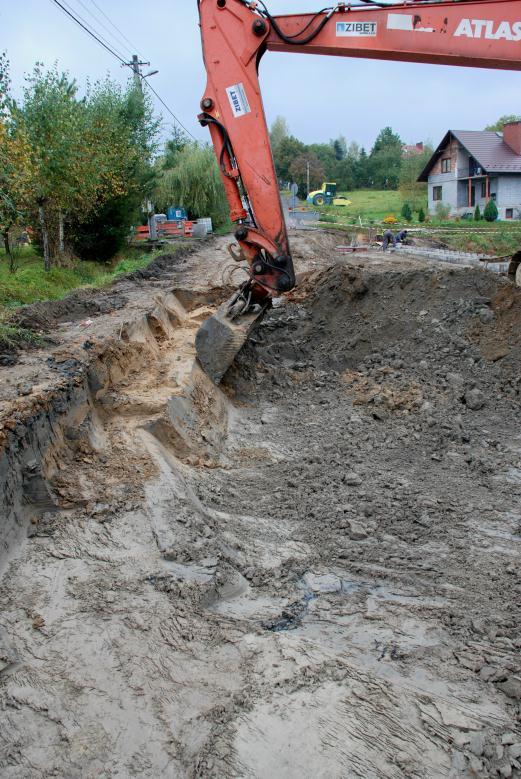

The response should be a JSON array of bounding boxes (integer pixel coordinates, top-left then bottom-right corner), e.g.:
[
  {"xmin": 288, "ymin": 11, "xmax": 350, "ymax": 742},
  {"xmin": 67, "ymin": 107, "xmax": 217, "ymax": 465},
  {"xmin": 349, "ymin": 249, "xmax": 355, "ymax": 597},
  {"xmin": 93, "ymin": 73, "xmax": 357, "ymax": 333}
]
[
  {"xmin": 331, "ymin": 189, "xmax": 404, "ymax": 222},
  {"xmin": 0, "ymin": 246, "xmax": 165, "ymax": 309},
  {"xmin": 439, "ymin": 227, "xmax": 521, "ymax": 256},
  {"xmin": 0, "ymin": 245, "xmax": 171, "ymax": 351}
]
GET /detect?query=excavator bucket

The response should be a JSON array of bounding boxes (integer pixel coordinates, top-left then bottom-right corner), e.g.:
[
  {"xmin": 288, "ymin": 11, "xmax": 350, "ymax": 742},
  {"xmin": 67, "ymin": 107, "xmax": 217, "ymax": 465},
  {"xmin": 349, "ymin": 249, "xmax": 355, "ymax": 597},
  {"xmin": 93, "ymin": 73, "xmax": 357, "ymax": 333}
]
[{"xmin": 195, "ymin": 300, "xmax": 266, "ymax": 384}]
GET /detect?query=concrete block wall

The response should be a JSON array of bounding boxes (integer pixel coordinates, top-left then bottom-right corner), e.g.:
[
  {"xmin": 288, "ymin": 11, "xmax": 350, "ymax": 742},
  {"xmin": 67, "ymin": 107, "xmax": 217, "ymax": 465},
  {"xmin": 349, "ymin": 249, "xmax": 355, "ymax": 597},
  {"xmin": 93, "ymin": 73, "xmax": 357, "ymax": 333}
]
[
  {"xmin": 394, "ymin": 245, "xmax": 510, "ymax": 273},
  {"xmin": 427, "ymin": 175, "xmax": 458, "ymax": 215},
  {"xmin": 496, "ymin": 176, "xmax": 521, "ymax": 219}
]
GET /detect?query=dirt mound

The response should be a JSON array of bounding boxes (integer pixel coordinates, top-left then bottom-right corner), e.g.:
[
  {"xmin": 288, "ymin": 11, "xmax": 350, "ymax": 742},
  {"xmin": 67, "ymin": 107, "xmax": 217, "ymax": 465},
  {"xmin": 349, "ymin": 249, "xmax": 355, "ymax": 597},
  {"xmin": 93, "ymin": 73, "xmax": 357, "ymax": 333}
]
[
  {"xmin": 125, "ymin": 245, "xmax": 198, "ymax": 281},
  {"xmin": 237, "ymin": 264, "xmax": 521, "ymax": 395},
  {"xmin": 12, "ymin": 289, "xmax": 128, "ymax": 331}
]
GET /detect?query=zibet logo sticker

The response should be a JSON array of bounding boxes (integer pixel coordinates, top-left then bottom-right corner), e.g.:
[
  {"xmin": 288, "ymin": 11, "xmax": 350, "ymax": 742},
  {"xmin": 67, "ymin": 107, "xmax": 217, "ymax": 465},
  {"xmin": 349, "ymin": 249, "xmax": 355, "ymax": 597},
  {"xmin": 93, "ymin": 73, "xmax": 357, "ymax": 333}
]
[
  {"xmin": 226, "ymin": 83, "xmax": 251, "ymax": 118},
  {"xmin": 336, "ymin": 21, "xmax": 377, "ymax": 37}
]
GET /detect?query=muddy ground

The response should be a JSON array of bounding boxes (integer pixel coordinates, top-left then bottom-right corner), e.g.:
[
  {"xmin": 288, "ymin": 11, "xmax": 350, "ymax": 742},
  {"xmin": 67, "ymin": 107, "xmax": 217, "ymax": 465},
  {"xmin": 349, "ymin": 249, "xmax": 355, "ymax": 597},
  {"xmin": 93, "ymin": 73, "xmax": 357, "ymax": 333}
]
[{"xmin": 0, "ymin": 231, "xmax": 520, "ymax": 778}]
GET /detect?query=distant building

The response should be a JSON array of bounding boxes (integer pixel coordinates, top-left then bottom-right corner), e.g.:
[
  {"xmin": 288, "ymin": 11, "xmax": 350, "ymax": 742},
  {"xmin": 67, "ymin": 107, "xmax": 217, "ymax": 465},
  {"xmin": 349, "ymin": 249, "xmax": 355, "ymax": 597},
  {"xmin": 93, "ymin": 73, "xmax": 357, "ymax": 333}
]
[
  {"xmin": 402, "ymin": 142, "xmax": 424, "ymax": 158},
  {"xmin": 418, "ymin": 122, "xmax": 521, "ymax": 219}
]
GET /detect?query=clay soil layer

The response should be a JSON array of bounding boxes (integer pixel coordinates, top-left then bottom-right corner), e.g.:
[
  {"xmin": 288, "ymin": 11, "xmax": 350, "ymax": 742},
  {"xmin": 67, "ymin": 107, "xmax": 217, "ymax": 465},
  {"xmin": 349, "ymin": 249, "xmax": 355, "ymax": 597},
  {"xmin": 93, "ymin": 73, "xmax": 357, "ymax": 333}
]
[{"xmin": 0, "ymin": 233, "xmax": 520, "ymax": 778}]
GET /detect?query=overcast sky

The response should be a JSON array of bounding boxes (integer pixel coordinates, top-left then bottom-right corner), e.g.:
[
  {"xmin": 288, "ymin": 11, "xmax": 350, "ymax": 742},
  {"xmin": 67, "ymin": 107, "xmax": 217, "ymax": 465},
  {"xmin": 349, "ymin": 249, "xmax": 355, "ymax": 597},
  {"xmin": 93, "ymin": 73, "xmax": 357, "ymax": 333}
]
[{"xmin": 2, "ymin": 1, "xmax": 520, "ymax": 151}]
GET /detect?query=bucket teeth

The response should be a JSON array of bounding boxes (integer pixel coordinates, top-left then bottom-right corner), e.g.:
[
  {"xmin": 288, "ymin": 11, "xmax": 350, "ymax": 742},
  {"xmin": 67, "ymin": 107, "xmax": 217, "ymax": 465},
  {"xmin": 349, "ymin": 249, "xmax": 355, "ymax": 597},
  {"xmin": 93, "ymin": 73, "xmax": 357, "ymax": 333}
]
[{"xmin": 195, "ymin": 302, "xmax": 265, "ymax": 384}]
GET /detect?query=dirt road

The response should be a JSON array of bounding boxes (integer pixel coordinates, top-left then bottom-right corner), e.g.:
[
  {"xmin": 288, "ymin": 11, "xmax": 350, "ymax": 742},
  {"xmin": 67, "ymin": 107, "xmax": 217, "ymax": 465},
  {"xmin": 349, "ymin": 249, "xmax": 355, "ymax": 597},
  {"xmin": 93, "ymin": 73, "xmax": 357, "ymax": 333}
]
[{"xmin": 1, "ymin": 232, "xmax": 520, "ymax": 778}]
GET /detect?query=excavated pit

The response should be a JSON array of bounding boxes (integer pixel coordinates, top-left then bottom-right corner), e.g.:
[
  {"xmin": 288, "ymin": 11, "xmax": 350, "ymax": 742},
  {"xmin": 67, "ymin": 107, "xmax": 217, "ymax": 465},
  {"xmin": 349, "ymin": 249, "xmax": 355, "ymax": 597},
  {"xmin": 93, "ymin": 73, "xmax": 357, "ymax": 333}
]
[{"xmin": 1, "ymin": 248, "xmax": 521, "ymax": 778}]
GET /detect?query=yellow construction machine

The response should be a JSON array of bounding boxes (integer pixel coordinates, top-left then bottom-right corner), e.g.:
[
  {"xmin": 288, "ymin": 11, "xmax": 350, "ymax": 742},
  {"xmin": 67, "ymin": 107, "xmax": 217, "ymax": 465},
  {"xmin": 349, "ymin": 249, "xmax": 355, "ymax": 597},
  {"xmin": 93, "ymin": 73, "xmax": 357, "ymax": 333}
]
[{"xmin": 307, "ymin": 183, "xmax": 351, "ymax": 207}]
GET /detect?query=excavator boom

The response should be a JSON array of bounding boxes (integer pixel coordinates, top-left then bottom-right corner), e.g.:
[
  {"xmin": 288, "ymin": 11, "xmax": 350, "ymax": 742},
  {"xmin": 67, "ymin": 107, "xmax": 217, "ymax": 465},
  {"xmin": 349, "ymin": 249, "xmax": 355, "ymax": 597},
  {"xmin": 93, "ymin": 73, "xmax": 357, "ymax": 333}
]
[{"xmin": 196, "ymin": 0, "xmax": 521, "ymax": 382}]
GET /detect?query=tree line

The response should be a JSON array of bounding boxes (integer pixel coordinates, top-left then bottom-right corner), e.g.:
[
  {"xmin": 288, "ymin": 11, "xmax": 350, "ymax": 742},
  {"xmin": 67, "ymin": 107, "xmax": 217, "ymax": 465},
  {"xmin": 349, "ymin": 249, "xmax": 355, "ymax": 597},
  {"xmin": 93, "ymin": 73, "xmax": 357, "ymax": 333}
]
[
  {"xmin": 7, "ymin": 52, "xmax": 509, "ymax": 274},
  {"xmin": 269, "ymin": 115, "xmax": 432, "ymax": 207}
]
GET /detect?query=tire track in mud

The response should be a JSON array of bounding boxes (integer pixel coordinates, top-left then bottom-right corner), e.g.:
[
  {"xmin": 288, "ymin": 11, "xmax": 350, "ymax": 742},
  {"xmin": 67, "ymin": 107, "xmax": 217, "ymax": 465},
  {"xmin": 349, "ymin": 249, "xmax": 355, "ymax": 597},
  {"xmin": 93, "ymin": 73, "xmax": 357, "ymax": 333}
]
[{"xmin": 0, "ymin": 252, "xmax": 520, "ymax": 777}]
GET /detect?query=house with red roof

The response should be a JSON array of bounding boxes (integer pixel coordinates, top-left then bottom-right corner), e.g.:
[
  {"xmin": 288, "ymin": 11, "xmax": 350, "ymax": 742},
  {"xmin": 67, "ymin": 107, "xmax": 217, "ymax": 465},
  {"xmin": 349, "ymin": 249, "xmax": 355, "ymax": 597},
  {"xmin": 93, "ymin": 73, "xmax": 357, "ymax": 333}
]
[{"xmin": 418, "ymin": 122, "xmax": 521, "ymax": 219}]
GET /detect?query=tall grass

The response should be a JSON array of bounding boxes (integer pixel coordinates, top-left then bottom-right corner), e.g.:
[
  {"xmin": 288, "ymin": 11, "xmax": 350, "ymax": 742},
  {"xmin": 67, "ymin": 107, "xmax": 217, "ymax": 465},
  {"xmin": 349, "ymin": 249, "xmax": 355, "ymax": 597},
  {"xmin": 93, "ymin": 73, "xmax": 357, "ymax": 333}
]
[{"xmin": 0, "ymin": 247, "xmax": 165, "ymax": 308}]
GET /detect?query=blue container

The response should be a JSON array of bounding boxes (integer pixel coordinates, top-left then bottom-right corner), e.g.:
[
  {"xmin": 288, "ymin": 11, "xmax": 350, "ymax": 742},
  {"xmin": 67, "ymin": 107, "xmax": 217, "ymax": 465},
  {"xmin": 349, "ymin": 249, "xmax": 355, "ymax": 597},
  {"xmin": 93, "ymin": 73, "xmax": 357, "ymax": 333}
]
[{"xmin": 167, "ymin": 206, "xmax": 187, "ymax": 221}]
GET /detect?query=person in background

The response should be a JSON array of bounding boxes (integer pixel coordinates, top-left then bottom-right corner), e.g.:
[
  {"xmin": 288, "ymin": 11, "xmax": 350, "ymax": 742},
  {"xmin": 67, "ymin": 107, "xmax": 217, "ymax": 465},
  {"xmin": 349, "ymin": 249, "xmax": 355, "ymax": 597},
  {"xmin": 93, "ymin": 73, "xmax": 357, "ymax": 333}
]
[
  {"xmin": 394, "ymin": 229, "xmax": 408, "ymax": 246},
  {"xmin": 382, "ymin": 229, "xmax": 394, "ymax": 250}
]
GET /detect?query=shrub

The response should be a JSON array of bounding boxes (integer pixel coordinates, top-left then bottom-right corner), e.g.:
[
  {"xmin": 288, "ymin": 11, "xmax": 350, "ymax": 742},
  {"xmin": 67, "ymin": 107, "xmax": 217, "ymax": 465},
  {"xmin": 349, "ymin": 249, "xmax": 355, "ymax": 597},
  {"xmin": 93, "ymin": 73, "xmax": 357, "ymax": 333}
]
[
  {"xmin": 435, "ymin": 202, "xmax": 451, "ymax": 220},
  {"xmin": 401, "ymin": 202, "xmax": 412, "ymax": 221},
  {"xmin": 383, "ymin": 214, "xmax": 398, "ymax": 224},
  {"xmin": 483, "ymin": 199, "xmax": 498, "ymax": 222},
  {"xmin": 474, "ymin": 205, "xmax": 481, "ymax": 221},
  {"xmin": 70, "ymin": 194, "xmax": 141, "ymax": 262},
  {"xmin": 417, "ymin": 207, "xmax": 425, "ymax": 223}
]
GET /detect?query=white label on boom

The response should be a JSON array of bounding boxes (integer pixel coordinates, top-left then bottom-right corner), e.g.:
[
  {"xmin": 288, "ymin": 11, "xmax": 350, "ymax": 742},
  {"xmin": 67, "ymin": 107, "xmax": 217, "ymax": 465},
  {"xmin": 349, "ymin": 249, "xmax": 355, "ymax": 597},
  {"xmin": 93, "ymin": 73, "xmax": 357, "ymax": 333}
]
[
  {"xmin": 226, "ymin": 83, "xmax": 251, "ymax": 118},
  {"xmin": 387, "ymin": 14, "xmax": 434, "ymax": 32},
  {"xmin": 336, "ymin": 21, "xmax": 377, "ymax": 37}
]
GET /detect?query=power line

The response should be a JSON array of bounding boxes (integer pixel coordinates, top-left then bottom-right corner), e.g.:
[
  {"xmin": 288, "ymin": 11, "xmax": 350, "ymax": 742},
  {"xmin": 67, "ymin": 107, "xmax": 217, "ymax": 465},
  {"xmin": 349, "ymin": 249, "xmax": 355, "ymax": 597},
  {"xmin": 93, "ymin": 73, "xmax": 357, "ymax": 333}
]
[
  {"xmin": 73, "ymin": 0, "xmax": 134, "ymax": 59},
  {"xmin": 49, "ymin": 0, "xmax": 199, "ymax": 142},
  {"xmin": 49, "ymin": 0, "xmax": 126, "ymax": 64},
  {"xmin": 88, "ymin": 0, "xmax": 144, "ymax": 61},
  {"xmin": 59, "ymin": 0, "xmax": 129, "ymax": 61},
  {"xmin": 142, "ymin": 78, "xmax": 197, "ymax": 142}
]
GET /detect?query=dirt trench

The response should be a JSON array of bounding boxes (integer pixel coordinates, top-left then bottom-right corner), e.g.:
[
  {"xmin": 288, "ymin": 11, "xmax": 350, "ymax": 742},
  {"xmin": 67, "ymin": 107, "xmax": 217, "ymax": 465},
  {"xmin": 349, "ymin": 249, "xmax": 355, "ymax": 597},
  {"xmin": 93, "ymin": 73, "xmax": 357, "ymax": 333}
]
[{"xmin": 1, "ymin": 235, "xmax": 521, "ymax": 778}]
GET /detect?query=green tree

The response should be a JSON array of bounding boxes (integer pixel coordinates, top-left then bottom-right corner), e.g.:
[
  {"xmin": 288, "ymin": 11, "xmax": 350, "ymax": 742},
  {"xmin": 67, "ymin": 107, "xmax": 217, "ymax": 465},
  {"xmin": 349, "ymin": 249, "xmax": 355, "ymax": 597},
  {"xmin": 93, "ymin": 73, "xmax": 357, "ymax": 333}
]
[
  {"xmin": 269, "ymin": 116, "xmax": 289, "ymax": 155},
  {"xmin": 483, "ymin": 199, "xmax": 498, "ymax": 222},
  {"xmin": 398, "ymin": 145, "xmax": 432, "ymax": 211},
  {"xmin": 289, "ymin": 152, "xmax": 324, "ymax": 198},
  {"xmin": 21, "ymin": 64, "xmax": 159, "ymax": 266},
  {"xmin": 154, "ymin": 142, "xmax": 228, "ymax": 228},
  {"xmin": 308, "ymin": 143, "xmax": 336, "ymax": 179},
  {"xmin": 401, "ymin": 202, "xmax": 412, "ymax": 221},
  {"xmin": 273, "ymin": 135, "xmax": 306, "ymax": 184},
  {"xmin": 485, "ymin": 115, "xmax": 521, "ymax": 132},
  {"xmin": 162, "ymin": 126, "xmax": 188, "ymax": 170},
  {"xmin": 474, "ymin": 205, "xmax": 481, "ymax": 221},
  {"xmin": 70, "ymin": 77, "xmax": 159, "ymax": 261},
  {"xmin": 0, "ymin": 54, "xmax": 34, "ymax": 268},
  {"xmin": 347, "ymin": 141, "xmax": 360, "ymax": 162},
  {"xmin": 20, "ymin": 64, "xmax": 82, "ymax": 268},
  {"xmin": 354, "ymin": 148, "xmax": 370, "ymax": 188},
  {"xmin": 371, "ymin": 127, "xmax": 402, "ymax": 154},
  {"xmin": 334, "ymin": 156, "xmax": 356, "ymax": 192},
  {"xmin": 332, "ymin": 135, "xmax": 347, "ymax": 161},
  {"xmin": 418, "ymin": 207, "xmax": 425, "ymax": 222},
  {"xmin": 369, "ymin": 127, "xmax": 403, "ymax": 189}
]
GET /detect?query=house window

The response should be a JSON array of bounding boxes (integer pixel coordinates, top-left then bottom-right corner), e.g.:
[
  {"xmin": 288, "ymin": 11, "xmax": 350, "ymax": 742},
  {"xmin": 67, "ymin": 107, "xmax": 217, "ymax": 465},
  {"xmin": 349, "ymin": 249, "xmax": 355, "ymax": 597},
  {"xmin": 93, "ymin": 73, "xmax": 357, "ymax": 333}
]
[
  {"xmin": 469, "ymin": 157, "xmax": 482, "ymax": 177},
  {"xmin": 481, "ymin": 182, "xmax": 487, "ymax": 198},
  {"xmin": 432, "ymin": 186, "xmax": 443, "ymax": 201},
  {"xmin": 506, "ymin": 208, "xmax": 514, "ymax": 219},
  {"xmin": 441, "ymin": 158, "xmax": 451, "ymax": 173}
]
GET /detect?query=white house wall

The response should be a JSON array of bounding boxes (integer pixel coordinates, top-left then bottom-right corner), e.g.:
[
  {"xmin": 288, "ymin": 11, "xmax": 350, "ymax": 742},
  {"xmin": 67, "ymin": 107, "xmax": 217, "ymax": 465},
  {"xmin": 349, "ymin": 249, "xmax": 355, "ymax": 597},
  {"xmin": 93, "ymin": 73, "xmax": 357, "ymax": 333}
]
[
  {"xmin": 496, "ymin": 176, "xmax": 521, "ymax": 219},
  {"xmin": 427, "ymin": 174, "xmax": 458, "ymax": 214},
  {"xmin": 428, "ymin": 173, "xmax": 521, "ymax": 218}
]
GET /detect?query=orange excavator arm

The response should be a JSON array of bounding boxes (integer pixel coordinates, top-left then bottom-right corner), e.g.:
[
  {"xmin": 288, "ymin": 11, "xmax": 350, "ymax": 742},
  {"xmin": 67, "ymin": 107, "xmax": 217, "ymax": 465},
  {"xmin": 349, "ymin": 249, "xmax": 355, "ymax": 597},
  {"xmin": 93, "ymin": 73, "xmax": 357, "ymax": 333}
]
[
  {"xmin": 195, "ymin": 0, "xmax": 520, "ymax": 383},
  {"xmin": 198, "ymin": 0, "xmax": 521, "ymax": 302}
]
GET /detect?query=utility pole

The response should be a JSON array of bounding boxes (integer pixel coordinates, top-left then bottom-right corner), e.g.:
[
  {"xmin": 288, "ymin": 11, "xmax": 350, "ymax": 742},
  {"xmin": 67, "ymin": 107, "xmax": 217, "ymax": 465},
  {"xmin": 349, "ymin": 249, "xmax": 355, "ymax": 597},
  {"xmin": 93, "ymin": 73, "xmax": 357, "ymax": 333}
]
[
  {"xmin": 125, "ymin": 55, "xmax": 156, "ymax": 241},
  {"xmin": 306, "ymin": 161, "xmax": 310, "ymax": 198},
  {"xmin": 126, "ymin": 55, "xmax": 150, "ymax": 94}
]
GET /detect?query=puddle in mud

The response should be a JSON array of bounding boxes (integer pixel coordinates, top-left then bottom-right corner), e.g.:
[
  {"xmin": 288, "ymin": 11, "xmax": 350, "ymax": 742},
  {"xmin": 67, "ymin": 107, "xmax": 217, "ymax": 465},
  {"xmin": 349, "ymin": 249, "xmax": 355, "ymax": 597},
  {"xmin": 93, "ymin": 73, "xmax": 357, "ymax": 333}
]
[
  {"xmin": 468, "ymin": 510, "xmax": 521, "ymax": 544},
  {"xmin": 261, "ymin": 572, "xmax": 445, "ymax": 634},
  {"xmin": 262, "ymin": 592, "xmax": 316, "ymax": 632}
]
